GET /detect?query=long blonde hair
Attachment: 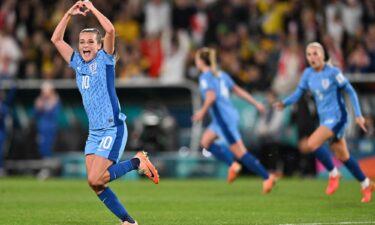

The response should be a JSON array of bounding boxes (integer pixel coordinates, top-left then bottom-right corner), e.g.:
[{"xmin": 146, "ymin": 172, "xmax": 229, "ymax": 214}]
[{"xmin": 196, "ymin": 47, "xmax": 219, "ymax": 76}]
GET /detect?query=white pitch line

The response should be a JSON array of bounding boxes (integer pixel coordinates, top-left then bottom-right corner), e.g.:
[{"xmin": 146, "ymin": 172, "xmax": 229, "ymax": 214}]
[{"xmin": 278, "ymin": 222, "xmax": 375, "ymax": 225}]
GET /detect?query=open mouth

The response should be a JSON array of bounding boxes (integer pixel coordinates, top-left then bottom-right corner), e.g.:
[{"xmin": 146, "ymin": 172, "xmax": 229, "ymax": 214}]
[{"xmin": 83, "ymin": 50, "xmax": 91, "ymax": 58}]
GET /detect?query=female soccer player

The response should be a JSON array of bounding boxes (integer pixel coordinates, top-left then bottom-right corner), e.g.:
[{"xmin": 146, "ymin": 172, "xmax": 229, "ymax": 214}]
[
  {"xmin": 193, "ymin": 47, "xmax": 275, "ymax": 192},
  {"xmin": 274, "ymin": 42, "xmax": 374, "ymax": 203},
  {"xmin": 51, "ymin": 1, "xmax": 159, "ymax": 224}
]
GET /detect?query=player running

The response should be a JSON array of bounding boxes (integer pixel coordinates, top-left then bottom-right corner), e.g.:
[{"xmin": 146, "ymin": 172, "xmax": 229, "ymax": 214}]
[
  {"xmin": 51, "ymin": 1, "xmax": 159, "ymax": 224},
  {"xmin": 193, "ymin": 47, "xmax": 275, "ymax": 192},
  {"xmin": 274, "ymin": 42, "xmax": 374, "ymax": 203}
]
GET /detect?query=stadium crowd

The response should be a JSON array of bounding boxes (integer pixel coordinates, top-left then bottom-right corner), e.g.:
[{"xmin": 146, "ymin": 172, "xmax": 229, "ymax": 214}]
[{"xmin": 1, "ymin": 0, "xmax": 375, "ymax": 94}]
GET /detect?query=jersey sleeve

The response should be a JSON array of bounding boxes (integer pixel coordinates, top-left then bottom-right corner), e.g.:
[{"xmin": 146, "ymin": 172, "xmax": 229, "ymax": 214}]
[
  {"xmin": 99, "ymin": 49, "xmax": 116, "ymax": 65},
  {"xmin": 297, "ymin": 69, "xmax": 309, "ymax": 90},
  {"xmin": 333, "ymin": 69, "xmax": 349, "ymax": 88},
  {"xmin": 282, "ymin": 69, "xmax": 308, "ymax": 106},
  {"xmin": 343, "ymin": 82, "xmax": 363, "ymax": 117},
  {"xmin": 199, "ymin": 74, "xmax": 215, "ymax": 94},
  {"xmin": 69, "ymin": 51, "xmax": 80, "ymax": 70}
]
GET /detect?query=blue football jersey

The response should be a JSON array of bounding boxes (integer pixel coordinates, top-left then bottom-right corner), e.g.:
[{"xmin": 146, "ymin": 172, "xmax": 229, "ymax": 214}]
[
  {"xmin": 69, "ymin": 50, "xmax": 126, "ymax": 129},
  {"xmin": 297, "ymin": 65, "xmax": 348, "ymax": 121},
  {"xmin": 199, "ymin": 70, "xmax": 239, "ymax": 123}
]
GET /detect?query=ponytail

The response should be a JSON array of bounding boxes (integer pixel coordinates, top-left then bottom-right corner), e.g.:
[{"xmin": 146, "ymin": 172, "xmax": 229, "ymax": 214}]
[
  {"xmin": 197, "ymin": 47, "xmax": 219, "ymax": 76},
  {"xmin": 208, "ymin": 48, "xmax": 218, "ymax": 76}
]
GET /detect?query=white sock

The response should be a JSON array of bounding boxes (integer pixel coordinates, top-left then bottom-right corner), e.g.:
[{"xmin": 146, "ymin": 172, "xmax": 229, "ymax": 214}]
[
  {"xmin": 361, "ymin": 178, "xmax": 370, "ymax": 189},
  {"xmin": 329, "ymin": 167, "xmax": 339, "ymax": 177}
]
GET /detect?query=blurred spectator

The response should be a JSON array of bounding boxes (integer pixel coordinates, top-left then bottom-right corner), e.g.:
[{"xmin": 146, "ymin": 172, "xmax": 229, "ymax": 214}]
[
  {"xmin": 362, "ymin": 0, "xmax": 375, "ymax": 30},
  {"xmin": 172, "ymin": 0, "xmax": 197, "ymax": 31},
  {"xmin": 325, "ymin": 2, "xmax": 344, "ymax": 47},
  {"xmin": 190, "ymin": 0, "xmax": 207, "ymax": 46},
  {"xmin": 160, "ymin": 30, "xmax": 191, "ymax": 84},
  {"xmin": 41, "ymin": 43, "xmax": 60, "ymax": 79},
  {"xmin": 342, "ymin": 0, "xmax": 363, "ymax": 37},
  {"xmin": 237, "ymin": 24, "xmax": 256, "ymax": 63},
  {"xmin": 258, "ymin": 0, "xmax": 290, "ymax": 37},
  {"xmin": 219, "ymin": 49, "xmax": 241, "ymax": 80},
  {"xmin": 283, "ymin": 0, "xmax": 303, "ymax": 42},
  {"xmin": 140, "ymin": 33, "xmax": 164, "ymax": 78},
  {"xmin": 301, "ymin": 7, "xmax": 321, "ymax": 45},
  {"xmin": 0, "ymin": 80, "xmax": 16, "ymax": 176},
  {"xmin": 240, "ymin": 65, "xmax": 262, "ymax": 91},
  {"xmin": 34, "ymin": 81, "xmax": 61, "ymax": 159},
  {"xmin": 0, "ymin": 0, "xmax": 16, "ymax": 32},
  {"xmin": 117, "ymin": 43, "xmax": 148, "ymax": 80},
  {"xmin": 114, "ymin": 6, "xmax": 141, "ymax": 45},
  {"xmin": 18, "ymin": 30, "xmax": 45, "ymax": 78},
  {"xmin": 0, "ymin": 29, "xmax": 21, "ymax": 78},
  {"xmin": 322, "ymin": 34, "xmax": 345, "ymax": 71},
  {"xmin": 272, "ymin": 35, "xmax": 305, "ymax": 96},
  {"xmin": 144, "ymin": 0, "xmax": 171, "ymax": 35},
  {"xmin": 24, "ymin": 61, "xmax": 38, "ymax": 79},
  {"xmin": 364, "ymin": 24, "xmax": 375, "ymax": 73},
  {"xmin": 347, "ymin": 42, "xmax": 371, "ymax": 74},
  {"xmin": 15, "ymin": 0, "xmax": 34, "ymax": 42}
]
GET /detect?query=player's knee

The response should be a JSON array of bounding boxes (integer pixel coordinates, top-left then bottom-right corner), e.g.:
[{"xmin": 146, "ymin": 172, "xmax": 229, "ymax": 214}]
[
  {"xmin": 87, "ymin": 175, "xmax": 105, "ymax": 190},
  {"xmin": 334, "ymin": 151, "xmax": 350, "ymax": 162},
  {"xmin": 306, "ymin": 140, "xmax": 319, "ymax": 152},
  {"xmin": 298, "ymin": 139, "xmax": 310, "ymax": 154}
]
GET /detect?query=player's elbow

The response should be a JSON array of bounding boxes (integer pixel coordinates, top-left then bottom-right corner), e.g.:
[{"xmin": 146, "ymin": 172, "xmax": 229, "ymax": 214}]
[
  {"xmin": 51, "ymin": 36, "xmax": 61, "ymax": 45},
  {"xmin": 106, "ymin": 26, "xmax": 115, "ymax": 37}
]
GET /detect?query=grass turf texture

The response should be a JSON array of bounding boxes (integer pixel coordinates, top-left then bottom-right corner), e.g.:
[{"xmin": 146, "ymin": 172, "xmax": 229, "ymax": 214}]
[{"xmin": 0, "ymin": 177, "xmax": 374, "ymax": 225}]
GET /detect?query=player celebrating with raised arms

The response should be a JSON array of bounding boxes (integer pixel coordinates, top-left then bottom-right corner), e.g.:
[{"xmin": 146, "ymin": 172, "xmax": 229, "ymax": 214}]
[
  {"xmin": 274, "ymin": 42, "xmax": 374, "ymax": 203},
  {"xmin": 51, "ymin": 1, "xmax": 159, "ymax": 224},
  {"xmin": 193, "ymin": 47, "xmax": 275, "ymax": 193}
]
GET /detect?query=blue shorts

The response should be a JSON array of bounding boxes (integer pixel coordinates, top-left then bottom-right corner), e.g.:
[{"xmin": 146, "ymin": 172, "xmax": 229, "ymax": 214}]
[
  {"xmin": 321, "ymin": 116, "xmax": 349, "ymax": 139},
  {"xmin": 208, "ymin": 120, "xmax": 241, "ymax": 145},
  {"xmin": 85, "ymin": 121, "xmax": 127, "ymax": 163}
]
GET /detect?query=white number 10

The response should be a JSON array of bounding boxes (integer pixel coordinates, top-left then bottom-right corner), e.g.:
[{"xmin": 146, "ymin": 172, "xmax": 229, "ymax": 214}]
[
  {"xmin": 99, "ymin": 136, "xmax": 113, "ymax": 150},
  {"xmin": 82, "ymin": 76, "xmax": 90, "ymax": 89}
]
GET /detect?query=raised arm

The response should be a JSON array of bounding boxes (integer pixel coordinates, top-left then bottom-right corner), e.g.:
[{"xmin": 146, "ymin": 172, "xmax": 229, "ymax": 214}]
[
  {"xmin": 232, "ymin": 85, "xmax": 265, "ymax": 112},
  {"xmin": 82, "ymin": 0, "xmax": 115, "ymax": 54},
  {"xmin": 51, "ymin": 1, "xmax": 87, "ymax": 63}
]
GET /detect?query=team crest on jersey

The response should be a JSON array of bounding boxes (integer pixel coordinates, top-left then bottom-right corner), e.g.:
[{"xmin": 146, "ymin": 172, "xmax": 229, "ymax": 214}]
[
  {"xmin": 321, "ymin": 79, "xmax": 330, "ymax": 89},
  {"xmin": 89, "ymin": 62, "xmax": 97, "ymax": 74}
]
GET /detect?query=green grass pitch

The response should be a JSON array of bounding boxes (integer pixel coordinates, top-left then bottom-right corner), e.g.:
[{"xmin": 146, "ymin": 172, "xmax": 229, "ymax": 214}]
[{"xmin": 0, "ymin": 177, "xmax": 374, "ymax": 225}]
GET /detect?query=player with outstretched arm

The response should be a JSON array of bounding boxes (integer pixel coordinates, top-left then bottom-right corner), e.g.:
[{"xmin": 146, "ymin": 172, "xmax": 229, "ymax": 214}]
[{"xmin": 274, "ymin": 42, "xmax": 374, "ymax": 203}]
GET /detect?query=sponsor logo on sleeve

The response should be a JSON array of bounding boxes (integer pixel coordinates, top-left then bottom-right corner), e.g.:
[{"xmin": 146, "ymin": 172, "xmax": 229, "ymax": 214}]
[{"xmin": 335, "ymin": 72, "xmax": 345, "ymax": 84}]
